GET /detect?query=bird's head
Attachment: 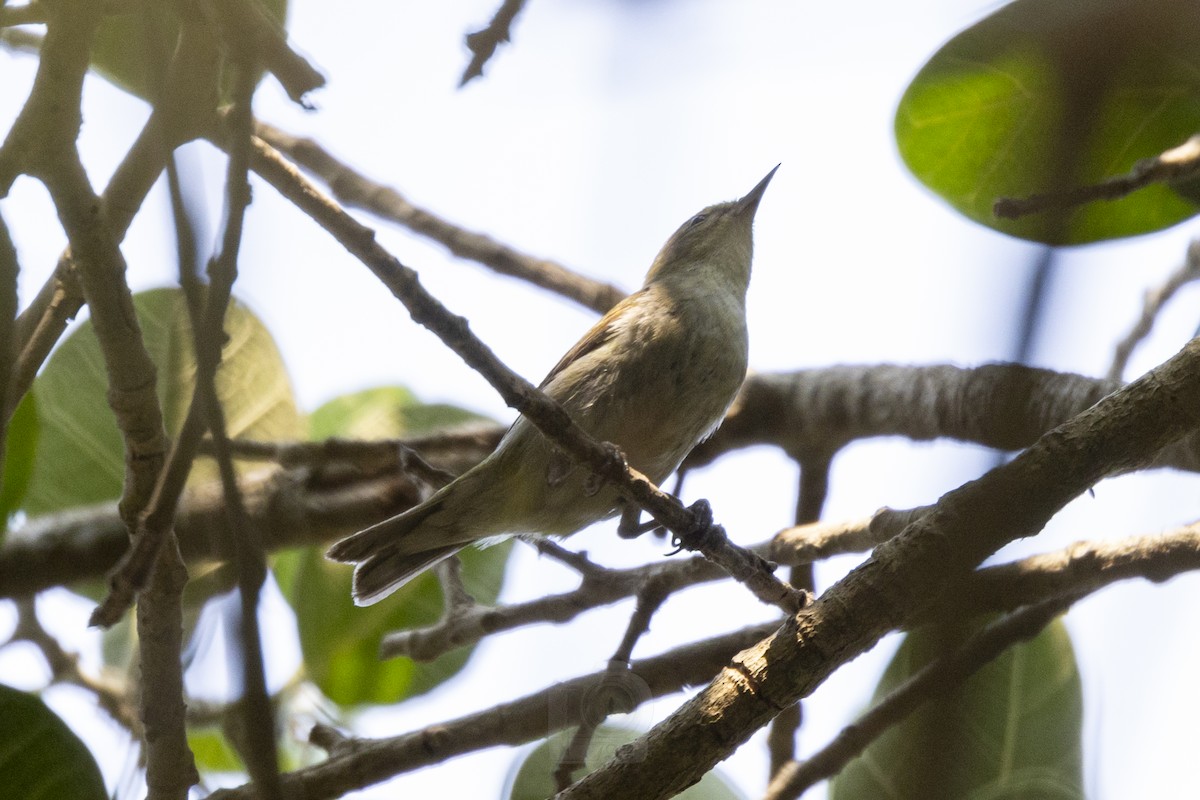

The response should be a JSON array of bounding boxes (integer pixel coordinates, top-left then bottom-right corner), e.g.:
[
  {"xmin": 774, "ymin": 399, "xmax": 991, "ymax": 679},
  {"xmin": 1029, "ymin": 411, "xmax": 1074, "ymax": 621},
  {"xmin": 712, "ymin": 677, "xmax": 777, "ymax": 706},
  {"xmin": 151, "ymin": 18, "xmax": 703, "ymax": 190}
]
[{"xmin": 644, "ymin": 165, "xmax": 778, "ymax": 289}]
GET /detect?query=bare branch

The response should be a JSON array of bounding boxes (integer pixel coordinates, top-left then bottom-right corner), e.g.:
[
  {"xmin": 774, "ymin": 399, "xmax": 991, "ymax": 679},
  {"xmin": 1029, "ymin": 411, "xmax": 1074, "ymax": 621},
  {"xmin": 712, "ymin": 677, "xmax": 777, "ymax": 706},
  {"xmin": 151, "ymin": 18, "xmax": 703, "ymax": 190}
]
[
  {"xmin": 1109, "ymin": 240, "xmax": 1200, "ymax": 381},
  {"xmin": 6, "ymin": 5, "xmax": 195, "ymax": 795},
  {"xmin": 7, "ymin": 22, "xmax": 220, "ymax": 423},
  {"xmin": 690, "ymin": 363, "xmax": 1200, "ymax": 475},
  {"xmin": 209, "ymin": 433, "xmax": 469, "ymax": 489},
  {"xmin": 459, "ymin": 0, "xmax": 528, "ymax": 87},
  {"xmin": 554, "ymin": 582, "xmax": 669, "ymax": 791},
  {"xmin": 0, "ymin": 467, "xmax": 427, "ymax": 598},
  {"xmin": 945, "ymin": 521, "xmax": 1200, "ymax": 619},
  {"xmin": 185, "ymin": 59, "xmax": 281, "ymax": 798},
  {"xmin": 560, "ymin": 335, "xmax": 1200, "ymax": 800},
  {"xmin": 10, "ymin": 598, "xmax": 140, "ymax": 734},
  {"xmin": 768, "ymin": 452, "xmax": 834, "ymax": 782},
  {"xmin": 208, "ymin": 622, "xmax": 778, "ymax": 800},
  {"xmin": 763, "ymin": 594, "xmax": 1077, "ymax": 800},
  {"xmin": 381, "ymin": 542, "xmax": 727, "ymax": 662},
  {"xmin": 994, "ymin": 133, "xmax": 1200, "ymax": 220},
  {"xmin": 771, "ymin": 506, "xmax": 931, "ymax": 566},
  {"xmin": 253, "ymin": 119, "xmax": 625, "ymax": 314},
  {"xmin": 0, "ymin": 211, "xmax": 17, "ymax": 482},
  {"xmin": 0, "ymin": 3, "xmax": 51, "ymax": 27}
]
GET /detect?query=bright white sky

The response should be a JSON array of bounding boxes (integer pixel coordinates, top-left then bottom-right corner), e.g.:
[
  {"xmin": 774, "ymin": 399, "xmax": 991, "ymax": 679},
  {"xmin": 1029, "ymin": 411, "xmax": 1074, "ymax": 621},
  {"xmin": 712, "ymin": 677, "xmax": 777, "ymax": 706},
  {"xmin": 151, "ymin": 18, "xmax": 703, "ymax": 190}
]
[{"xmin": 3, "ymin": 0, "xmax": 1200, "ymax": 798}]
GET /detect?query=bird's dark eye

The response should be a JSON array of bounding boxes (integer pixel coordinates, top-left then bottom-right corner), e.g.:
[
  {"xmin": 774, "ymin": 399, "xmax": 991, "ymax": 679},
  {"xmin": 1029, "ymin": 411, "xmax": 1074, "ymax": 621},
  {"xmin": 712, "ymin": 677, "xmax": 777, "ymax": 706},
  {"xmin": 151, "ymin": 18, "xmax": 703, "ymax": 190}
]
[{"xmin": 689, "ymin": 213, "xmax": 707, "ymax": 227}]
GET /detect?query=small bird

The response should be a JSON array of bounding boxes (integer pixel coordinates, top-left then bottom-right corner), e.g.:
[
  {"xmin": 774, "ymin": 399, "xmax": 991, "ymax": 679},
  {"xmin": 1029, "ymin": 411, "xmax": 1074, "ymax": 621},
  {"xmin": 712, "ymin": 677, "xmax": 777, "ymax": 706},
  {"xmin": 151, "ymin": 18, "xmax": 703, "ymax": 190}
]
[{"xmin": 328, "ymin": 167, "xmax": 778, "ymax": 605}]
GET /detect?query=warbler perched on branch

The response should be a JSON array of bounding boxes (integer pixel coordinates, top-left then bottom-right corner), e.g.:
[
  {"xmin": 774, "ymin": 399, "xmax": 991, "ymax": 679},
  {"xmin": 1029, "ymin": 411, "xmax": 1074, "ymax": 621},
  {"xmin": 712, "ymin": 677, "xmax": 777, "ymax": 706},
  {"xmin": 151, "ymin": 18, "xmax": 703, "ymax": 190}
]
[{"xmin": 328, "ymin": 167, "xmax": 778, "ymax": 605}]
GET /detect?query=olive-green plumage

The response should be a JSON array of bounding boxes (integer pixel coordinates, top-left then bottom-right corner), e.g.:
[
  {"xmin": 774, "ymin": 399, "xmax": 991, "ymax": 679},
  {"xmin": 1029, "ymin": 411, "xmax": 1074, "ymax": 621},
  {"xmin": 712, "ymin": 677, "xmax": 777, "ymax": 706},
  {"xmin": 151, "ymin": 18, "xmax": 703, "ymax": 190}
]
[{"xmin": 327, "ymin": 167, "xmax": 778, "ymax": 604}]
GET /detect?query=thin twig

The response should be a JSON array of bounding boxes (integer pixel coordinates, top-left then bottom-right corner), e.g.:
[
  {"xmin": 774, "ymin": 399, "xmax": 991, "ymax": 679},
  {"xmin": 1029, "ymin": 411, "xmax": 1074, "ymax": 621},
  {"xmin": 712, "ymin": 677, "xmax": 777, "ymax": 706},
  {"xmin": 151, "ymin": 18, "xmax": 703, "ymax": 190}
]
[
  {"xmin": 191, "ymin": 58, "xmax": 282, "ymax": 799},
  {"xmin": 208, "ymin": 622, "xmax": 778, "ymax": 800},
  {"xmin": 87, "ymin": 15, "xmax": 223, "ymax": 629},
  {"xmin": 770, "ymin": 506, "xmax": 931, "ymax": 565},
  {"xmin": 528, "ymin": 536, "xmax": 609, "ymax": 577},
  {"xmin": 11, "ymin": 598, "xmax": 140, "ymax": 733},
  {"xmin": 1108, "ymin": 239, "xmax": 1200, "ymax": 381},
  {"xmin": 7, "ymin": 259, "xmax": 83, "ymax": 421},
  {"xmin": 0, "ymin": 212, "xmax": 17, "ymax": 486},
  {"xmin": 2, "ymin": 467, "xmax": 429, "ymax": 599},
  {"xmin": 936, "ymin": 521, "xmax": 1200, "ymax": 621},
  {"xmin": 206, "ymin": 434, "xmax": 463, "ymax": 489},
  {"xmin": 435, "ymin": 555, "xmax": 476, "ymax": 614},
  {"xmin": 11, "ymin": 6, "xmax": 195, "ymax": 797},
  {"xmin": 253, "ymin": 119, "xmax": 624, "ymax": 314},
  {"xmin": 380, "ymin": 540, "xmax": 731, "ymax": 662},
  {"xmin": 994, "ymin": 133, "xmax": 1200, "ymax": 220},
  {"xmin": 767, "ymin": 452, "xmax": 833, "ymax": 781},
  {"xmin": 554, "ymin": 580, "xmax": 670, "ymax": 790},
  {"xmin": 459, "ymin": 0, "xmax": 528, "ymax": 86},
  {"xmin": 762, "ymin": 594, "xmax": 1078, "ymax": 800},
  {"xmin": 6, "ymin": 19, "xmax": 216, "ymax": 423}
]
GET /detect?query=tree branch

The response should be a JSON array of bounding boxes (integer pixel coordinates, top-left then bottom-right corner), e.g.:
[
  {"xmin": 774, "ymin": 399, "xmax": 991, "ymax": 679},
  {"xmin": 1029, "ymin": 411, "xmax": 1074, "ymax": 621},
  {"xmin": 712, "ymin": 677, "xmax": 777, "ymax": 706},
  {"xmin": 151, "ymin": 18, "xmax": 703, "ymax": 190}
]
[
  {"xmin": 1108, "ymin": 239, "xmax": 1200, "ymax": 382},
  {"xmin": 208, "ymin": 622, "xmax": 778, "ymax": 800},
  {"xmin": 559, "ymin": 335, "xmax": 1200, "ymax": 799},
  {"xmin": 459, "ymin": 0, "xmax": 528, "ymax": 87},
  {"xmin": 689, "ymin": 363, "xmax": 1200, "ymax": 475},
  {"xmin": 994, "ymin": 133, "xmax": 1200, "ymax": 220},
  {"xmin": 762, "ymin": 593, "xmax": 1077, "ymax": 800},
  {"xmin": 252, "ymin": 119, "xmax": 625, "ymax": 314},
  {"xmin": 380, "ymin": 540, "xmax": 729, "ymax": 662}
]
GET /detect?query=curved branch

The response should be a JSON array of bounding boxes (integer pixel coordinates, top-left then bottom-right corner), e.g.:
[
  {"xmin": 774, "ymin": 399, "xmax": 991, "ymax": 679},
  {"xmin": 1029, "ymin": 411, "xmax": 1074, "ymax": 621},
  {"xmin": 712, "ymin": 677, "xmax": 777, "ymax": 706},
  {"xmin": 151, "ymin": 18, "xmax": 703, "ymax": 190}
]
[
  {"xmin": 559, "ymin": 336, "xmax": 1200, "ymax": 799},
  {"xmin": 208, "ymin": 621, "xmax": 777, "ymax": 800},
  {"xmin": 690, "ymin": 363, "xmax": 1200, "ymax": 475},
  {"xmin": 252, "ymin": 119, "xmax": 625, "ymax": 314}
]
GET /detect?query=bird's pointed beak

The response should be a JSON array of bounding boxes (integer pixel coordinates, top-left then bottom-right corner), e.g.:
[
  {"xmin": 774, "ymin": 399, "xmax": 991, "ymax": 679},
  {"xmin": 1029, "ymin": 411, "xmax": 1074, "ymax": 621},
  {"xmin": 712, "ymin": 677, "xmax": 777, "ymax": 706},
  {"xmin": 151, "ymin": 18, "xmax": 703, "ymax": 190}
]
[{"xmin": 734, "ymin": 164, "xmax": 780, "ymax": 218}]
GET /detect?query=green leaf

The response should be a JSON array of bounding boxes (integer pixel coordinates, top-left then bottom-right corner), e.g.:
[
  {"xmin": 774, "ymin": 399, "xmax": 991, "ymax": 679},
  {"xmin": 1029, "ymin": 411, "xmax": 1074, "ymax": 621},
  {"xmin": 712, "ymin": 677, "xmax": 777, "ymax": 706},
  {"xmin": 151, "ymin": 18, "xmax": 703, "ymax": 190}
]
[
  {"xmin": 505, "ymin": 726, "xmax": 744, "ymax": 800},
  {"xmin": 275, "ymin": 537, "xmax": 511, "ymax": 707},
  {"xmin": 0, "ymin": 683, "xmax": 107, "ymax": 800},
  {"xmin": 829, "ymin": 618, "xmax": 1084, "ymax": 800},
  {"xmin": 308, "ymin": 386, "xmax": 487, "ymax": 441},
  {"xmin": 90, "ymin": 0, "xmax": 289, "ymax": 102},
  {"xmin": 24, "ymin": 287, "xmax": 301, "ymax": 516},
  {"xmin": 278, "ymin": 386, "xmax": 507, "ymax": 707},
  {"xmin": 0, "ymin": 392, "xmax": 39, "ymax": 528},
  {"xmin": 189, "ymin": 727, "xmax": 245, "ymax": 774},
  {"xmin": 895, "ymin": 0, "xmax": 1200, "ymax": 244}
]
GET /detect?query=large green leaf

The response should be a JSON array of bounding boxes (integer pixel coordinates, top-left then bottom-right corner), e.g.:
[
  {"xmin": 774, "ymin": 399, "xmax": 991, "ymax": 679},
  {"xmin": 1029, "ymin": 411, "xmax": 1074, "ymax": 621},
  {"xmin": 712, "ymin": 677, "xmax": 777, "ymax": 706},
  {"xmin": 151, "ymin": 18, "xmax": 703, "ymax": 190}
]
[
  {"xmin": 308, "ymin": 386, "xmax": 486, "ymax": 442},
  {"xmin": 505, "ymin": 726, "xmax": 744, "ymax": 800},
  {"xmin": 276, "ymin": 386, "xmax": 509, "ymax": 708},
  {"xmin": 23, "ymin": 287, "xmax": 301, "ymax": 516},
  {"xmin": 275, "ymin": 536, "xmax": 511, "ymax": 707},
  {"xmin": 829, "ymin": 618, "xmax": 1083, "ymax": 800},
  {"xmin": 0, "ymin": 392, "xmax": 38, "ymax": 531},
  {"xmin": 0, "ymin": 684, "xmax": 107, "ymax": 800},
  {"xmin": 896, "ymin": 0, "xmax": 1200, "ymax": 244}
]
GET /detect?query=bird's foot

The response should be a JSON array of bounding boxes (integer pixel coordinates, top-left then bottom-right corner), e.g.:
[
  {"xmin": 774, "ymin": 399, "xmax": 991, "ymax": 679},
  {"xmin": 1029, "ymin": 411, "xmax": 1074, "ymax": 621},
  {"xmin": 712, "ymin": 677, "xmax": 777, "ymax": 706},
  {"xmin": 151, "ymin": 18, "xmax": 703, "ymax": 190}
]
[
  {"xmin": 617, "ymin": 502, "xmax": 663, "ymax": 539},
  {"xmin": 667, "ymin": 499, "xmax": 717, "ymax": 554}
]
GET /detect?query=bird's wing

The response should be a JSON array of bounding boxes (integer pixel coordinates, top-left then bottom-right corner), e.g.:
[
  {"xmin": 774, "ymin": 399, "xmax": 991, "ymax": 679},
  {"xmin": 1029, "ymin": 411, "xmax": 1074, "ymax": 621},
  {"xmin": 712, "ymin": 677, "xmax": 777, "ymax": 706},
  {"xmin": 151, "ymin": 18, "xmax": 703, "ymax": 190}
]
[{"xmin": 539, "ymin": 288, "xmax": 645, "ymax": 388}]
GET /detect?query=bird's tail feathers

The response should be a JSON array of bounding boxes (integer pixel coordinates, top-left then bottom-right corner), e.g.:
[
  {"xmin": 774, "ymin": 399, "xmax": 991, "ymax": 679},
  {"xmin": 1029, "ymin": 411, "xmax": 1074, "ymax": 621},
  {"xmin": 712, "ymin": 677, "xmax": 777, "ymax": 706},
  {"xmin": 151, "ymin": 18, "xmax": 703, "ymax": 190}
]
[
  {"xmin": 352, "ymin": 544, "xmax": 462, "ymax": 606},
  {"xmin": 325, "ymin": 498, "xmax": 445, "ymax": 564}
]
